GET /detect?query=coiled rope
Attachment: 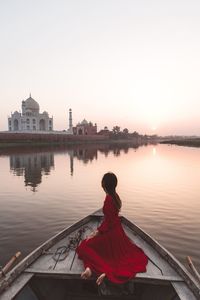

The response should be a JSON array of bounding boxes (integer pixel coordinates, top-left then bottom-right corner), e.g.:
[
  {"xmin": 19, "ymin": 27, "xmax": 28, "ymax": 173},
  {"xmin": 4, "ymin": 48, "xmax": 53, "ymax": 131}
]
[{"xmin": 43, "ymin": 225, "xmax": 92, "ymax": 269}]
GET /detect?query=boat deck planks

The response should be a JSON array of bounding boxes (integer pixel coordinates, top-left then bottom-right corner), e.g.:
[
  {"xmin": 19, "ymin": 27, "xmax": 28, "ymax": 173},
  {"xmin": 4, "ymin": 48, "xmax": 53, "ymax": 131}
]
[{"xmin": 25, "ymin": 219, "xmax": 98, "ymax": 274}]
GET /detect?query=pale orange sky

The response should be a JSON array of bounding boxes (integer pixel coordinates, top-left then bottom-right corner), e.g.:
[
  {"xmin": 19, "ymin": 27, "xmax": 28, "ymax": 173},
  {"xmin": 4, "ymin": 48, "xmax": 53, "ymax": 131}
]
[{"xmin": 0, "ymin": 0, "xmax": 200, "ymax": 135}]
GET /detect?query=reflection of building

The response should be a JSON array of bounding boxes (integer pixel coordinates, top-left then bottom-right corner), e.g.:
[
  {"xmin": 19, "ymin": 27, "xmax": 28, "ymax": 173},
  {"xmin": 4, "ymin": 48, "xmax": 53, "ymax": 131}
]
[
  {"xmin": 68, "ymin": 147, "xmax": 98, "ymax": 176},
  {"xmin": 10, "ymin": 152, "xmax": 54, "ymax": 192},
  {"xmin": 8, "ymin": 95, "xmax": 53, "ymax": 131},
  {"xmin": 73, "ymin": 148, "xmax": 98, "ymax": 163},
  {"xmin": 68, "ymin": 150, "xmax": 74, "ymax": 176}
]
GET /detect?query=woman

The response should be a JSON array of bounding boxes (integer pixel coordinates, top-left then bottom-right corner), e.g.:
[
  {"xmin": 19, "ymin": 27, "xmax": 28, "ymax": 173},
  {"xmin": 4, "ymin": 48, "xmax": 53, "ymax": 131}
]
[{"xmin": 76, "ymin": 172, "xmax": 148, "ymax": 285}]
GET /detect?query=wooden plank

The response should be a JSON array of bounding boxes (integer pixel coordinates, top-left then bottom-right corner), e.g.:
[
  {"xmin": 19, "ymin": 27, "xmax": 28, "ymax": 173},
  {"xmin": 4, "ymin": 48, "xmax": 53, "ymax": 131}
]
[
  {"xmin": 0, "ymin": 214, "xmax": 93, "ymax": 295},
  {"xmin": 135, "ymin": 274, "xmax": 182, "ymax": 282},
  {"xmin": 25, "ymin": 219, "xmax": 100, "ymax": 276},
  {"xmin": 27, "ymin": 235, "xmax": 73, "ymax": 272},
  {"xmin": 24, "ymin": 268, "xmax": 183, "ymax": 284},
  {"xmin": 0, "ymin": 273, "xmax": 34, "ymax": 300},
  {"xmin": 25, "ymin": 269, "xmax": 81, "ymax": 276},
  {"xmin": 172, "ymin": 282, "xmax": 198, "ymax": 300},
  {"xmin": 26, "ymin": 220, "xmax": 98, "ymax": 274}
]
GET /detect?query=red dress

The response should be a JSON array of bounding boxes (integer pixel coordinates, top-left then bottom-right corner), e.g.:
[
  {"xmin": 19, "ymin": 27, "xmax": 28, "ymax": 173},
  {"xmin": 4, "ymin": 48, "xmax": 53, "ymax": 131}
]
[{"xmin": 76, "ymin": 195, "xmax": 148, "ymax": 283}]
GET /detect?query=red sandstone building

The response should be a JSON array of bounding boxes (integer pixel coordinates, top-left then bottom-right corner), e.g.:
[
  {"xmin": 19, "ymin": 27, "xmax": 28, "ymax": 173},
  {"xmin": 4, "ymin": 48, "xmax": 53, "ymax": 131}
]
[
  {"xmin": 67, "ymin": 109, "xmax": 97, "ymax": 135},
  {"xmin": 73, "ymin": 119, "xmax": 97, "ymax": 135}
]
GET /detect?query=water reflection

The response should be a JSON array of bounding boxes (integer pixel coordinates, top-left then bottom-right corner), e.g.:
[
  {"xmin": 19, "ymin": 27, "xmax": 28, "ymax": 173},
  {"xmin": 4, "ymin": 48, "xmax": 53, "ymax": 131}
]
[
  {"xmin": 152, "ymin": 147, "xmax": 156, "ymax": 156},
  {"xmin": 5, "ymin": 142, "xmax": 147, "ymax": 190},
  {"xmin": 67, "ymin": 143, "xmax": 141, "ymax": 175},
  {"xmin": 98, "ymin": 143, "xmax": 139, "ymax": 156},
  {"xmin": 10, "ymin": 152, "xmax": 54, "ymax": 192},
  {"xmin": 72, "ymin": 147, "xmax": 98, "ymax": 163},
  {"xmin": 68, "ymin": 148, "xmax": 98, "ymax": 176},
  {"xmin": 0, "ymin": 142, "xmax": 199, "ymax": 272}
]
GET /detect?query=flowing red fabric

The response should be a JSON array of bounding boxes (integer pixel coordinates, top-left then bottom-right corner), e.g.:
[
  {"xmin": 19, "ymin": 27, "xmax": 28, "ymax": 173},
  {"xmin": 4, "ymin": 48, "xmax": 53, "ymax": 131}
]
[{"xmin": 76, "ymin": 195, "xmax": 148, "ymax": 283}]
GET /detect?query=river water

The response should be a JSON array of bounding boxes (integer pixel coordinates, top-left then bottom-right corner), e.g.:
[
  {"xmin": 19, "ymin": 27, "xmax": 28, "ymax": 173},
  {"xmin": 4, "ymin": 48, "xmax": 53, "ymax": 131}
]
[{"xmin": 0, "ymin": 143, "xmax": 199, "ymax": 272}]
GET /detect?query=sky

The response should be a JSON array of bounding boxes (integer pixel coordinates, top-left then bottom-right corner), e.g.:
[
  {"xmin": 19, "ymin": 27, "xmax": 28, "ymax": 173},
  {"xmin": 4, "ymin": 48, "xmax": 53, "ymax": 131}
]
[{"xmin": 0, "ymin": 0, "xmax": 200, "ymax": 135}]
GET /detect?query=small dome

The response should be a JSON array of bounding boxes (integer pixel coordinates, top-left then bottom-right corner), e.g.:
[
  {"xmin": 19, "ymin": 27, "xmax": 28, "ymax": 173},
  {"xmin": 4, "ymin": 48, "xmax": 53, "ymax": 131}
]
[
  {"xmin": 24, "ymin": 95, "xmax": 39, "ymax": 112},
  {"xmin": 81, "ymin": 119, "xmax": 88, "ymax": 125},
  {"xmin": 14, "ymin": 111, "xmax": 20, "ymax": 115}
]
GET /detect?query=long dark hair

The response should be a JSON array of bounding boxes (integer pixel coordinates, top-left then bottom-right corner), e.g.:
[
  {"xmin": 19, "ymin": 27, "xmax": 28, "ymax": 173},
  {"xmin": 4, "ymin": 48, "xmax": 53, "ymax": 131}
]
[{"xmin": 101, "ymin": 172, "xmax": 122, "ymax": 210}]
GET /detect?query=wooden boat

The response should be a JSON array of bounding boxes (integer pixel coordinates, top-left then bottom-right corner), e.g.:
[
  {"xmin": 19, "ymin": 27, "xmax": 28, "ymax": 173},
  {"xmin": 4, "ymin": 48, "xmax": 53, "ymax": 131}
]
[{"xmin": 0, "ymin": 210, "xmax": 200, "ymax": 300}]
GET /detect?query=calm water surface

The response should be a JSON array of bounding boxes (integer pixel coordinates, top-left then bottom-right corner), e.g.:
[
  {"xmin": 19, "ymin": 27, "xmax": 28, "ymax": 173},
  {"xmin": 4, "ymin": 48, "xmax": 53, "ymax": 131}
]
[{"xmin": 0, "ymin": 143, "xmax": 199, "ymax": 272}]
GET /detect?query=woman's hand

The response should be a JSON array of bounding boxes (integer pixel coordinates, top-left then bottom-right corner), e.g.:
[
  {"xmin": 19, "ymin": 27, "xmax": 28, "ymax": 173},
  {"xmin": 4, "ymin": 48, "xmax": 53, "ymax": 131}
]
[{"xmin": 86, "ymin": 230, "xmax": 99, "ymax": 240}]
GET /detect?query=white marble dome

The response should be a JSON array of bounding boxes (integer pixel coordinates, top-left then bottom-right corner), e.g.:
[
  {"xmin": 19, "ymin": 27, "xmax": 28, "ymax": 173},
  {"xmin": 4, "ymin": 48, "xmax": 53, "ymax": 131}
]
[
  {"xmin": 24, "ymin": 96, "xmax": 40, "ymax": 112},
  {"xmin": 8, "ymin": 95, "xmax": 53, "ymax": 132}
]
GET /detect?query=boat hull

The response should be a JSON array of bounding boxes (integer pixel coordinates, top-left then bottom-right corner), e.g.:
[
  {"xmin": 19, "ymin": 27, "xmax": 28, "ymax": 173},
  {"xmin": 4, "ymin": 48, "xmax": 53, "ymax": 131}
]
[{"xmin": 0, "ymin": 210, "xmax": 199, "ymax": 300}]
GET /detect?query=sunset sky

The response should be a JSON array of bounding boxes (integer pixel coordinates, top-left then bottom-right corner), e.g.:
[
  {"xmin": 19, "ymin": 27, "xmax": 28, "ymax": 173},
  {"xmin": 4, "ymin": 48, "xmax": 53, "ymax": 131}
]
[{"xmin": 0, "ymin": 0, "xmax": 200, "ymax": 135}]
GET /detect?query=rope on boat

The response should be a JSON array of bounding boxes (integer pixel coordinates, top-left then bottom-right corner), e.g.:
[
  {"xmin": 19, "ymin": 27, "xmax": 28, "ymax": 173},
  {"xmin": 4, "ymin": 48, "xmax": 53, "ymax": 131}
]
[{"xmin": 42, "ymin": 226, "xmax": 93, "ymax": 269}]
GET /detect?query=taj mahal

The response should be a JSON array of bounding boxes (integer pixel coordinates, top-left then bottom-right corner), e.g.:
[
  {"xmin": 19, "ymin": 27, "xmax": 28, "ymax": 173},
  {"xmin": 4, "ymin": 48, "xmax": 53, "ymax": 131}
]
[
  {"xmin": 8, "ymin": 95, "xmax": 53, "ymax": 132},
  {"xmin": 8, "ymin": 95, "xmax": 97, "ymax": 135}
]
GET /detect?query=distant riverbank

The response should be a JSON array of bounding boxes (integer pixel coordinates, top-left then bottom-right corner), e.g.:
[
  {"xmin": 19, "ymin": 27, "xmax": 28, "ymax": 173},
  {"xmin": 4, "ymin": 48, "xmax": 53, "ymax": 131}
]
[
  {"xmin": 0, "ymin": 131, "xmax": 158, "ymax": 148},
  {"xmin": 160, "ymin": 138, "xmax": 200, "ymax": 148}
]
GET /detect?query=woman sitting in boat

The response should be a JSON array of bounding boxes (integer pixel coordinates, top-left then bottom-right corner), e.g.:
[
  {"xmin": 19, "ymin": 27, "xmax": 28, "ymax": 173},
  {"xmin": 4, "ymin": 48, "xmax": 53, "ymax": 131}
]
[{"xmin": 76, "ymin": 172, "xmax": 148, "ymax": 285}]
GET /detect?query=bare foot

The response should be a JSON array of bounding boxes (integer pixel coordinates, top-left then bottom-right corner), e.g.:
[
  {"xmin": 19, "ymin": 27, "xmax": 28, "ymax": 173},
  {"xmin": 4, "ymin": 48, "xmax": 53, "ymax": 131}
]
[
  {"xmin": 96, "ymin": 273, "xmax": 106, "ymax": 285},
  {"xmin": 81, "ymin": 267, "xmax": 92, "ymax": 279}
]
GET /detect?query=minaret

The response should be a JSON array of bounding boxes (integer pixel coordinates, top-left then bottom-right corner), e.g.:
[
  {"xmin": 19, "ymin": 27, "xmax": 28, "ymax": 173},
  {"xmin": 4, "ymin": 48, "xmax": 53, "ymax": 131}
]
[
  {"xmin": 69, "ymin": 108, "xmax": 73, "ymax": 134},
  {"xmin": 22, "ymin": 100, "xmax": 26, "ymax": 115}
]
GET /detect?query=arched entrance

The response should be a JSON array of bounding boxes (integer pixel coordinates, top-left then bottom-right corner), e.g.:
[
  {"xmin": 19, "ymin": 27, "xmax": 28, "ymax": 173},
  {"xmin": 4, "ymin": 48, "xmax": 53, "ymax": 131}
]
[
  {"xmin": 78, "ymin": 128, "xmax": 83, "ymax": 135},
  {"xmin": 14, "ymin": 119, "xmax": 19, "ymax": 131},
  {"xmin": 39, "ymin": 119, "xmax": 46, "ymax": 131}
]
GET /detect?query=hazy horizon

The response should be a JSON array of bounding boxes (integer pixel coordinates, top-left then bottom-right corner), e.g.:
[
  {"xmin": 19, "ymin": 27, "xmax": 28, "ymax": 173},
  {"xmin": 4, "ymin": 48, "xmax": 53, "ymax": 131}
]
[{"xmin": 0, "ymin": 0, "xmax": 200, "ymax": 136}]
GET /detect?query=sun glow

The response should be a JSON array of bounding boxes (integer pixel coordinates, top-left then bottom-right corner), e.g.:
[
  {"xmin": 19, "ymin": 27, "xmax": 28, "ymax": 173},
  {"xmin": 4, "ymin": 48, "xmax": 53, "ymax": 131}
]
[
  {"xmin": 151, "ymin": 125, "xmax": 157, "ymax": 131},
  {"xmin": 152, "ymin": 147, "xmax": 157, "ymax": 156}
]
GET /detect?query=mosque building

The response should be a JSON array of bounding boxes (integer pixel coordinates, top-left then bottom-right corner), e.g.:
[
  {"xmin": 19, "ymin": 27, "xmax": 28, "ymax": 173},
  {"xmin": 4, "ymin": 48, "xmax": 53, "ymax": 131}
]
[
  {"xmin": 73, "ymin": 119, "xmax": 97, "ymax": 135},
  {"xmin": 67, "ymin": 109, "xmax": 97, "ymax": 135},
  {"xmin": 8, "ymin": 95, "xmax": 53, "ymax": 132}
]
